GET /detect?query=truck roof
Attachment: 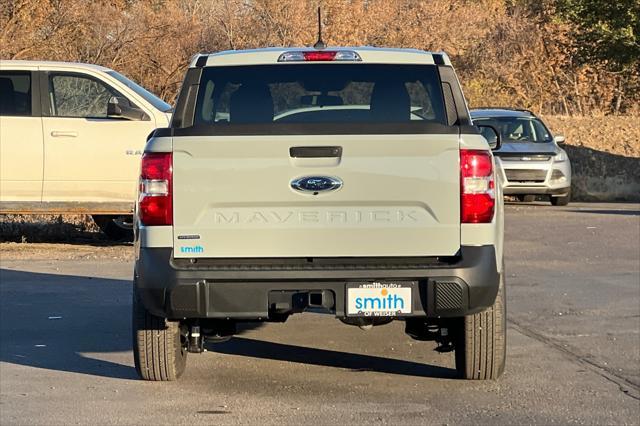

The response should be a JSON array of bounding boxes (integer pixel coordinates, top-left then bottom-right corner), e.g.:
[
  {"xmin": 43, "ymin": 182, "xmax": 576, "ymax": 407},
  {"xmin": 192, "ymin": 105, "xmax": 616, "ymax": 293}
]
[
  {"xmin": 470, "ymin": 108, "xmax": 536, "ymax": 118},
  {"xmin": 190, "ymin": 47, "xmax": 452, "ymax": 67},
  {"xmin": 0, "ymin": 59, "xmax": 112, "ymax": 72}
]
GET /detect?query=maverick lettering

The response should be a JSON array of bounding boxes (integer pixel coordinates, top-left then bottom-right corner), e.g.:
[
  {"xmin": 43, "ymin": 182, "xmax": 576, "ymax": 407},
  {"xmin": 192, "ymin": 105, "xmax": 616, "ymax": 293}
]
[{"xmin": 213, "ymin": 209, "xmax": 420, "ymax": 225}]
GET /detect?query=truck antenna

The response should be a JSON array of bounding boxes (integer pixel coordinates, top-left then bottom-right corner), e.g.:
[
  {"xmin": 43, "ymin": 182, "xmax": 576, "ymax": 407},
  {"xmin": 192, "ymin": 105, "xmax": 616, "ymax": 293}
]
[{"xmin": 313, "ymin": 7, "xmax": 326, "ymax": 49}]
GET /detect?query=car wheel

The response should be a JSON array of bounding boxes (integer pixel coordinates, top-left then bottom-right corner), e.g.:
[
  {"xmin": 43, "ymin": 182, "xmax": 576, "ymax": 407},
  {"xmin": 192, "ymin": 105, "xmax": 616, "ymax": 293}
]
[
  {"xmin": 454, "ymin": 270, "xmax": 506, "ymax": 380},
  {"xmin": 92, "ymin": 215, "xmax": 133, "ymax": 241},
  {"xmin": 132, "ymin": 285, "xmax": 187, "ymax": 381},
  {"xmin": 550, "ymin": 189, "xmax": 571, "ymax": 206}
]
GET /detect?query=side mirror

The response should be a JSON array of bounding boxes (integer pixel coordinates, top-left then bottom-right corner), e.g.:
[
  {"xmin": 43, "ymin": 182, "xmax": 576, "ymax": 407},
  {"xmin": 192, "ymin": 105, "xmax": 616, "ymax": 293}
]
[
  {"xmin": 107, "ymin": 96, "xmax": 149, "ymax": 121},
  {"xmin": 554, "ymin": 135, "xmax": 566, "ymax": 144},
  {"xmin": 476, "ymin": 124, "xmax": 501, "ymax": 150}
]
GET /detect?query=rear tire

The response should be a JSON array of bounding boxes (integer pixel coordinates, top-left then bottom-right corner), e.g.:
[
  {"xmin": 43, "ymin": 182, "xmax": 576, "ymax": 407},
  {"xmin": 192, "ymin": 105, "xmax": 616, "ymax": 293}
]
[
  {"xmin": 454, "ymin": 271, "xmax": 506, "ymax": 380},
  {"xmin": 550, "ymin": 189, "xmax": 571, "ymax": 206},
  {"xmin": 132, "ymin": 286, "xmax": 187, "ymax": 381},
  {"xmin": 92, "ymin": 215, "xmax": 133, "ymax": 241}
]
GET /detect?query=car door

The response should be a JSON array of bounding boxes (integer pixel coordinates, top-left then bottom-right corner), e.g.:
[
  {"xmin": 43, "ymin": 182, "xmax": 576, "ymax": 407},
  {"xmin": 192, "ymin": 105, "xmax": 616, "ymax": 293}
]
[
  {"xmin": 41, "ymin": 70, "xmax": 155, "ymax": 205},
  {"xmin": 0, "ymin": 68, "xmax": 44, "ymax": 203}
]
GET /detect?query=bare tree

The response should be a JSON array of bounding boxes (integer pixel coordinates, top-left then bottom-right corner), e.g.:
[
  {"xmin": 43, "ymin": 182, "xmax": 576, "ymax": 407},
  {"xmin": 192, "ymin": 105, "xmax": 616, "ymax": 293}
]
[{"xmin": 0, "ymin": 0, "xmax": 636, "ymax": 114}]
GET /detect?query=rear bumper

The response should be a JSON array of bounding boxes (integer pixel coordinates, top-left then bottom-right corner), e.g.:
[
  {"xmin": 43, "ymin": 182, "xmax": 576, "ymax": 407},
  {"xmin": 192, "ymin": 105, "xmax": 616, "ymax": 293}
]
[
  {"xmin": 135, "ymin": 245, "xmax": 500, "ymax": 320},
  {"xmin": 503, "ymin": 186, "xmax": 570, "ymax": 196}
]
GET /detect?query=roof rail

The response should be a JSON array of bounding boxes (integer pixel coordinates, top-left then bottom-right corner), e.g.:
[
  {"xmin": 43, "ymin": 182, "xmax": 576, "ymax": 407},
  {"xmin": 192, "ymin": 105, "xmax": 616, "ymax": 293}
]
[{"xmin": 472, "ymin": 107, "xmax": 536, "ymax": 115}]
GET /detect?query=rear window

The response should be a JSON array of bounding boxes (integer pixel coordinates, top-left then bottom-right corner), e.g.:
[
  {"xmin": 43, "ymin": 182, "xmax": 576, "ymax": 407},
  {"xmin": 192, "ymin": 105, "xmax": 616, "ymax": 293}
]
[
  {"xmin": 193, "ymin": 64, "xmax": 447, "ymax": 129},
  {"xmin": 0, "ymin": 71, "xmax": 31, "ymax": 116},
  {"xmin": 473, "ymin": 117, "xmax": 553, "ymax": 143}
]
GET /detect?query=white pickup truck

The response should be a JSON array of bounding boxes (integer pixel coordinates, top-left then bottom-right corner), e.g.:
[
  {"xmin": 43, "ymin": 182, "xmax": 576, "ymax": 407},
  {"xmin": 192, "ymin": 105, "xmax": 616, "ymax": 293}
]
[
  {"xmin": 133, "ymin": 47, "xmax": 506, "ymax": 381},
  {"xmin": 0, "ymin": 60, "xmax": 171, "ymax": 239}
]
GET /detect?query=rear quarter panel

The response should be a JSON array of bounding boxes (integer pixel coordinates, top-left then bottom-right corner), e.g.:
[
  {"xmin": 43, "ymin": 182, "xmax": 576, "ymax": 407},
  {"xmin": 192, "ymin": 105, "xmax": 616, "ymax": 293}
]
[{"xmin": 460, "ymin": 133, "xmax": 504, "ymax": 273}]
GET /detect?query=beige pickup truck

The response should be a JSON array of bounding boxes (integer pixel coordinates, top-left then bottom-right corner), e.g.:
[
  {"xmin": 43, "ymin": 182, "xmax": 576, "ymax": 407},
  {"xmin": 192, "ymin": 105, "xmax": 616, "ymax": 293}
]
[
  {"xmin": 0, "ymin": 60, "xmax": 171, "ymax": 239},
  {"xmin": 132, "ymin": 47, "xmax": 506, "ymax": 381}
]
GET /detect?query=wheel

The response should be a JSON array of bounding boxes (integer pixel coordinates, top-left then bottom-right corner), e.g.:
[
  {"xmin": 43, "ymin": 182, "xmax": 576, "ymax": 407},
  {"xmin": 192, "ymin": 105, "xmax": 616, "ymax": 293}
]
[
  {"xmin": 132, "ymin": 285, "xmax": 187, "ymax": 381},
  {"xmin": 550, "ymin": 189, "xmax": 571, "ymax": 206},
  {"xmin": 454, "ymin": 271, "xmax": 506, "ymax": 380},
  {"xmin": 92, "ymin": 215, "xmax": 133, "ymax": 241}
]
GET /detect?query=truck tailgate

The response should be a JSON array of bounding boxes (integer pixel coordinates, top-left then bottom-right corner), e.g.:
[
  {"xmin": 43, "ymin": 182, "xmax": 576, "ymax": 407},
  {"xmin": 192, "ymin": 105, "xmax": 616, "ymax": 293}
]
[{"xmin": 172, "ymin": 134, "xmax": 460, "ymax": 258}]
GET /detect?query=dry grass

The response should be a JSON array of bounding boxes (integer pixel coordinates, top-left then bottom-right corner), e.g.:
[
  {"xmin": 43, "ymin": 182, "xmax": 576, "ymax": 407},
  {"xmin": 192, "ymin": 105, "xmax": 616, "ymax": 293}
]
[
  {"xmin": 0, "ymin": 214, "xmax": 102, "ymax": 243},
  {"xmin": 545, "ymin": 116, "xmax": 640, "ymax": 158}
]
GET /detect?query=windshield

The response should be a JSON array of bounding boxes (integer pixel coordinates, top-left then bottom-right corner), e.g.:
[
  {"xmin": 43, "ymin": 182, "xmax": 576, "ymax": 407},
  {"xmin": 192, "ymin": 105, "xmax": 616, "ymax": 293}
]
[
  {"xmin": 106, "ymin": 71, "xmax": 172, "ymax": 112},
  {"xmin": 473, "ymin": 116, "xmax": 552, "ymax": 143},
  {"xmin": 193, "ymin": 64, "xmax": 447, "ymax": 127}
]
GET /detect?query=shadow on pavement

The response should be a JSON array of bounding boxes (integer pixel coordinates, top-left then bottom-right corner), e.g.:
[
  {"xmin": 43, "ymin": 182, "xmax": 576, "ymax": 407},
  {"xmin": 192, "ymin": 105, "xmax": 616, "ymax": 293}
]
[
  {"xmin": 210, "ymin": 337, "xmax": 457, "ymax": 379},
  {"xmin": 1, "ymin": 268, "xmax": 455, "ymax": 381},
  {"xmin": 567, "ymin": 209, "xmax": 639, "ymax": 216},
  {"xmin": 504, "ymin": 201, "xmax": 550, "ymax": 206},
  {"xmin": 0, "ymin": 269, "xmax": 137, "ymax": 380}
]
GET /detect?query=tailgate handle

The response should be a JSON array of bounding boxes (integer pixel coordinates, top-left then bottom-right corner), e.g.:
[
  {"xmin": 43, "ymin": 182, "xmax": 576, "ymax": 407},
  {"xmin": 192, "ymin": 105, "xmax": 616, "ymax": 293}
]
[{"xmin": 290, "ymin": 146, "xmax": 342, "ymax": 158}]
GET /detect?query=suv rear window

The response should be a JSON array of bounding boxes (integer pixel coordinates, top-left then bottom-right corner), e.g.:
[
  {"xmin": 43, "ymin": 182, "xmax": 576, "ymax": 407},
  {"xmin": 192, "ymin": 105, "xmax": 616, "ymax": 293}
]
[
  {"xmin": 193, "ymin": 64, "xmax": 447, "ymax": 129},
  {"xmin": 473, "ymin": 117, "xmax": 553, "ymax": 143}
]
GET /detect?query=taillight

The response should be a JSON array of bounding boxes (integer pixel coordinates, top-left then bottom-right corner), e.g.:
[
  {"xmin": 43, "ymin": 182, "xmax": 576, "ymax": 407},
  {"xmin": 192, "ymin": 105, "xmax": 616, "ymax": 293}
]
[
  {"xmin": 303, "ymin": 51, "xmax": 337, "ymax": 61},
  {"xmin": 277, "ymin": 50, "xmax": 362, "ymax": 62},
  {"xmin": 138, "ymin": 152, "xmax": 172, "ymax": 226},
  {"xmin": 460, "ymin": 149, "xmax": 495, "ymax": 223}
]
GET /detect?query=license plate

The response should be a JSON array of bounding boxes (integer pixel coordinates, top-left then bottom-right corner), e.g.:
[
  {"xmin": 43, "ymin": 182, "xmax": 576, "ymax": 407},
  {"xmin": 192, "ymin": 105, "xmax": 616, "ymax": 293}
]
[{"xmin": 347, "ymin": 282, "xmax": 413, "ymax": 316}]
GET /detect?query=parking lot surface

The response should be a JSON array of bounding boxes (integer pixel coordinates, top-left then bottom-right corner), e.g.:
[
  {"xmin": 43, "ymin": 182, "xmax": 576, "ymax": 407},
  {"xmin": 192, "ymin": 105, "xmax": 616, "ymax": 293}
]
[{"xmin": 1, "ymin": 203, "xmax": 639, "ymax": 425}]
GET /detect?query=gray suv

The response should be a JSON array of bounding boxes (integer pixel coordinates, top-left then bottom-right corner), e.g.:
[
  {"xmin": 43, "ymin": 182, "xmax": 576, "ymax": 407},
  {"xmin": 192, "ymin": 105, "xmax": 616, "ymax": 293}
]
[
  {"xmin": 471, "ymin": 108, "xmax": 572, "ymax": 206},
  {"xmin": 132, "ymin": 47, "xmax": 506, "ymax": 381}
]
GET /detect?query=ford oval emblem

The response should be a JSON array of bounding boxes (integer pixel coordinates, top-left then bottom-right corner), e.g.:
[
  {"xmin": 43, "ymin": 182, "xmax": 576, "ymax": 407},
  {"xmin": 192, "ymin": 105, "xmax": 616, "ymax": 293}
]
[{"xmin": 291, "ymin": 176, "xmax": 342, "ymax": 194}]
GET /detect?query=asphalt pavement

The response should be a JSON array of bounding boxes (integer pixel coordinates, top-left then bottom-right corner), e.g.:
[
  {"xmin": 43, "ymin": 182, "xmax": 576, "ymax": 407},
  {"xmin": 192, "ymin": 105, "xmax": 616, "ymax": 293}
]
[{"xmin": 0, "ymin": 203, "xmax": 639, "ymax": 425}]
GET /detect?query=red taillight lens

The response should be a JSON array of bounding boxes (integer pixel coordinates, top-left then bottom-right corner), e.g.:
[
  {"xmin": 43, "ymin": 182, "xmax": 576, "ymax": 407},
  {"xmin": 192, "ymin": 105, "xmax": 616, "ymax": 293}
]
[
  {"xmin": 303, "ymin": 51, "xmax": 337, "ymax": 61},
  {"xmin": 138, "ymin": 152, "xmax": 172, "ymax": 226},
  {"xmin": 277, "ymin": 50, "xmax": 362, "ymax": 62},
  {"xmin": 460, "ymin": 149, "xmax": 495, "ymax": 223}
]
